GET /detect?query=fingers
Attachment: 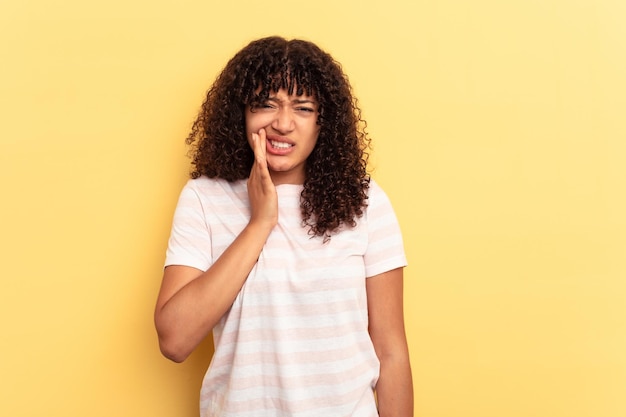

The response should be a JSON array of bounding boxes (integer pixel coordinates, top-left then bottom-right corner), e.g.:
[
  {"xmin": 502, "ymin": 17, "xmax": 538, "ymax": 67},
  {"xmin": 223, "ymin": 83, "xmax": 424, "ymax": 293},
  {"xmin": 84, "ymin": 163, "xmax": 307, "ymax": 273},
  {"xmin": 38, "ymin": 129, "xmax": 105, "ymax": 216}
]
[
  {"xmin": 251, "ymin": 128, "xmax": 267, "ymax": 163},
  {"xmin": 248, "ymin": 128, "xmax": 278, "ymax": 228},
  {"xmin": 257, "ymin": 128, "xmax": 267, "ymax": 157},
  {"xmin": 251, "ymin": 128, "xmax": 271, "ymax": 182}
]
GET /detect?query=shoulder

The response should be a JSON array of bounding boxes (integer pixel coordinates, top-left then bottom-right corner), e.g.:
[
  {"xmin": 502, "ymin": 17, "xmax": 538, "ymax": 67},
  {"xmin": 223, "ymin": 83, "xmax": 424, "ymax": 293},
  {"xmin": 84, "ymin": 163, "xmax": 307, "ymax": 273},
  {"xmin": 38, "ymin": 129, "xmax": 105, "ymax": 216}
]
[
  {"xmin": 174, "ymin": 177, "xmax": 248, "ymax": 214},
  {"xmin": 366, "ymin": 178, "xmax": 394, "ymax": 209},
  {"xmin": 367, "ymin": 178, "xmax": 384, "ymax": 197},
  {"xmin": 181, "ymin": 176, "xmax": 247, "ymax": 198}
]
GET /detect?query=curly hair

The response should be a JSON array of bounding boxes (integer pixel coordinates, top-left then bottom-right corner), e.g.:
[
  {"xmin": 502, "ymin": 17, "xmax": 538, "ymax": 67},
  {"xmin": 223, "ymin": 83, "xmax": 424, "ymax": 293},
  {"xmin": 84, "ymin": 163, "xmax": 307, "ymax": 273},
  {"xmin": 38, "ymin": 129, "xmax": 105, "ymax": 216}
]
[{"xmin": 186, "ymin": 36, "xmax": 371, "ymax": 240}]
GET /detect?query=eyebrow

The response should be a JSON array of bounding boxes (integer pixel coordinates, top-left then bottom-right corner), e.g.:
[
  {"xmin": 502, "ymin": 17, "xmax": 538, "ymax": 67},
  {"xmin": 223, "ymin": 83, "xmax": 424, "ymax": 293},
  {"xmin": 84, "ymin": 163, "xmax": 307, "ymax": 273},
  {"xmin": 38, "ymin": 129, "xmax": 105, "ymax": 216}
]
[{"xmin": 267, "ymin": 97, "xmax": 317, "ymax": 105}]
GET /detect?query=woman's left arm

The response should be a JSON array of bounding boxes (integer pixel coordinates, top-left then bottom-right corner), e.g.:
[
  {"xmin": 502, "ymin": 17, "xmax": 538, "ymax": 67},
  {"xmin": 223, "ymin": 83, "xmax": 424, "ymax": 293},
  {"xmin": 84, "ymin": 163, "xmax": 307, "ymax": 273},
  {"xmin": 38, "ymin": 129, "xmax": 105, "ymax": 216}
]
[{"xmin": 367, "ymin": 267, "xmax": 414, "ymax": 417}]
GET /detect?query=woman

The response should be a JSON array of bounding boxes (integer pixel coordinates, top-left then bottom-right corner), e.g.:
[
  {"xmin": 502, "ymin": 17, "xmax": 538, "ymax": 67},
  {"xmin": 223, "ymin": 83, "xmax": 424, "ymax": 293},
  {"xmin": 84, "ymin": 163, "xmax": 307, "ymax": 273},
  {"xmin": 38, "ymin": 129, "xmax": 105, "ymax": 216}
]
[{"xmin": 155, "ymin": 36, "xmax": 413, "ymax": 417}]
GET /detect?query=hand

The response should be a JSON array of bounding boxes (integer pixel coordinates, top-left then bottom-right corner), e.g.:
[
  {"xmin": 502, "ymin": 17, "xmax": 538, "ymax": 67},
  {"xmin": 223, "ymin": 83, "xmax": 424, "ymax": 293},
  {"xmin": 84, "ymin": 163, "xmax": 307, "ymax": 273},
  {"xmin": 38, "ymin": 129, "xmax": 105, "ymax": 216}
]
[{"xmin": 247, "ymin": 128, "xmax": 278, "ymax": 230}]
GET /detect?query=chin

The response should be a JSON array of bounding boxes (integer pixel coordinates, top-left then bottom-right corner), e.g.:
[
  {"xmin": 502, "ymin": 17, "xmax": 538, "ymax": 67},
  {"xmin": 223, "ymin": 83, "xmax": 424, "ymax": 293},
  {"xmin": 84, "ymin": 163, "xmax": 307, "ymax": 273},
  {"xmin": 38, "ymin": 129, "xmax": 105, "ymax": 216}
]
[{"xmin": 267, "ymin": 164, "xmax": 293, "ymax": 173}]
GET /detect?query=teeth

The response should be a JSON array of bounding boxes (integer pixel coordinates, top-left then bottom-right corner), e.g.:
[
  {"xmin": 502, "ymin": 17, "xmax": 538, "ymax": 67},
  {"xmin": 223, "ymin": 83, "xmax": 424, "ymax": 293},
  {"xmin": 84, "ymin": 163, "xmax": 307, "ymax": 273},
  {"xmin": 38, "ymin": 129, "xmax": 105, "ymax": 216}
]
[{"xmin": 270, "ymin": 140, "xmax": 292, "ymax": 149}]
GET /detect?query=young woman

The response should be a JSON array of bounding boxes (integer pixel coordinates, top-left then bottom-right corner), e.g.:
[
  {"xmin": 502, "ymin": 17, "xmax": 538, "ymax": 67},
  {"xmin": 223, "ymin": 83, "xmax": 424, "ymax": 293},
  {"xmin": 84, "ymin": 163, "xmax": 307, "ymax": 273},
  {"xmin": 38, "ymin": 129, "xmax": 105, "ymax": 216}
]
[{"xmin": 155, "ymin": 36, "xmax": 413, "ymax": 417}]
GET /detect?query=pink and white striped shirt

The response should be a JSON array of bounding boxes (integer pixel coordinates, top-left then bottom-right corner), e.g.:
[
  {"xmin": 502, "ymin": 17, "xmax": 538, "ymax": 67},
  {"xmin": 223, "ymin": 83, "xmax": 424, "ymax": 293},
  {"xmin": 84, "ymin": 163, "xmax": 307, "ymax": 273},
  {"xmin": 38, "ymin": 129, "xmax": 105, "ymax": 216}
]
[{"xmin": 165, "ymin": 177, "xmax": 407, "ymax": 417}]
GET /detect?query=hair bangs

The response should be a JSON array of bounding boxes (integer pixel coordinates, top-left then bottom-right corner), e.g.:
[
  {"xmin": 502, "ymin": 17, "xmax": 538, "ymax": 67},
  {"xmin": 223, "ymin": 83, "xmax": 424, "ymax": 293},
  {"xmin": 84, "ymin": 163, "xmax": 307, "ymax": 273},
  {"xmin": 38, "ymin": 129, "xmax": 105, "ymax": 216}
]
[{"xmin": 248, "ymin": 51, "xmax": 318, "ymax": 105}]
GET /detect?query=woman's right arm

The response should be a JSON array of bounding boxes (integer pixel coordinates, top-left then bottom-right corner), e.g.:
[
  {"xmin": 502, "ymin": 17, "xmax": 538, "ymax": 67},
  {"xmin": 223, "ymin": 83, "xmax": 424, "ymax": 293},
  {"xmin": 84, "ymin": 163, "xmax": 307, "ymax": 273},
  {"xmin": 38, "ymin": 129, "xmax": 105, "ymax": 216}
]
[{"xmin": 154, "ymin": 129, "xmax": 275, "ymax": 363}]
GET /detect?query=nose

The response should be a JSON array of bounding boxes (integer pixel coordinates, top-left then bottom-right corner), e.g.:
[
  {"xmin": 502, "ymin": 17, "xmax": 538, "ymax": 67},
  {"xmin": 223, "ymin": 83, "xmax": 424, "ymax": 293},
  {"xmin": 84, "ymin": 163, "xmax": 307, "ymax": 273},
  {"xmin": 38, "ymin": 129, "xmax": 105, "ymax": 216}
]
[{"xmin": 271, "ymin": 107, "xmax": 295, "ymax": 134}]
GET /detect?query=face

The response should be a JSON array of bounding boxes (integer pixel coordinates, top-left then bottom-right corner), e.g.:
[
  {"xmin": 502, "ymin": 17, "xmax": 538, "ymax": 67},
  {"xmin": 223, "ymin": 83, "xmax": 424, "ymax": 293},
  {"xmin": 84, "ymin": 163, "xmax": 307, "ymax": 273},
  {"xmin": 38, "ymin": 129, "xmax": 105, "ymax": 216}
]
[{"xmin": 245, "ymin": 88, "xmax": 320, "ymax": 185}]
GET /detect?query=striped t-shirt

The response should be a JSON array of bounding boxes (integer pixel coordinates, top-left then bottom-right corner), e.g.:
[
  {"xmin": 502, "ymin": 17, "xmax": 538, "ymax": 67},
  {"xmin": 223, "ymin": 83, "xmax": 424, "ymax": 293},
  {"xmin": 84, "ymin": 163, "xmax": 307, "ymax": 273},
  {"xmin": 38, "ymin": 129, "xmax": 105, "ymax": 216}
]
[{"xmin": 165, "ymin": 177, "xmax": 407, "ymax": 417}]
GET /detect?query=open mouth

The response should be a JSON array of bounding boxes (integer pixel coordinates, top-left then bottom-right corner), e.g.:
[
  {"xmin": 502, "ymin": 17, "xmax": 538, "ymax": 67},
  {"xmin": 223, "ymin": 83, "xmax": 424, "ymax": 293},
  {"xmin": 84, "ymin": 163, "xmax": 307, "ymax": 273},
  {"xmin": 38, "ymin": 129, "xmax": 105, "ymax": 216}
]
[{"xmin": 269, "ymin": 140, "xmax": 293, "ymax": 149}]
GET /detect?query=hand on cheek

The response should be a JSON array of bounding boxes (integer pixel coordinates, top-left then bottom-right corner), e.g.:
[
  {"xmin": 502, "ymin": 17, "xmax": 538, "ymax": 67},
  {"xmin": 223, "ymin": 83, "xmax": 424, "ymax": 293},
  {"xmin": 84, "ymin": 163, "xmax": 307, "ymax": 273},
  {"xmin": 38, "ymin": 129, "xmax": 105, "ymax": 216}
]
[{"xmin": 247, "ymin": 128, "xmax": 278, "ymax": 229}]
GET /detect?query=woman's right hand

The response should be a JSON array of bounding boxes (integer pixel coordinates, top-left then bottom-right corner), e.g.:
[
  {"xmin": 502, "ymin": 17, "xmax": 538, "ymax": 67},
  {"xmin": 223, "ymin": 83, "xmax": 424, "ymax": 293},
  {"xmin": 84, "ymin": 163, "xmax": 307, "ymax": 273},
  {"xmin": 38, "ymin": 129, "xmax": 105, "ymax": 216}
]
[
  {"xmin": 247, "ymin": 128, "xmax": 278, "ymax": 230},
  {"xmin": 156, "ymin": 128, "xmax": 279, "ymax": 362}
]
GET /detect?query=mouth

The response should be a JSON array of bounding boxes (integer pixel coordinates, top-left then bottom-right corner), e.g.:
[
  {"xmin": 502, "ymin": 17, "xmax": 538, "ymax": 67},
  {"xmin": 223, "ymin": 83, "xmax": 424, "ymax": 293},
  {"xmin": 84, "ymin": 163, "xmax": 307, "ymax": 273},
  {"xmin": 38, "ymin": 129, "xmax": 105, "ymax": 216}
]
[
  {"xmin": 266, "ymin": 134, "xmax": 295, "ymax": 151},
  {"xmin": 269, "ymin": 139, "xmax": 293, "ymax": 149}
]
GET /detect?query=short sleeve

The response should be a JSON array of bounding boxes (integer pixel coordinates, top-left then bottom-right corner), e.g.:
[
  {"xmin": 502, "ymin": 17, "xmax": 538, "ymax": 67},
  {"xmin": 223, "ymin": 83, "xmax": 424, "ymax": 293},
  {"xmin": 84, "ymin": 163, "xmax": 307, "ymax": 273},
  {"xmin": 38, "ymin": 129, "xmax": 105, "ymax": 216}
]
[
  {"xmin": 363, "ymin": 180, "xmax": 407, "ymax": 277},
  {"xmin": 164, "ymin": 180, "xmax": 213, "ymax": 271}
]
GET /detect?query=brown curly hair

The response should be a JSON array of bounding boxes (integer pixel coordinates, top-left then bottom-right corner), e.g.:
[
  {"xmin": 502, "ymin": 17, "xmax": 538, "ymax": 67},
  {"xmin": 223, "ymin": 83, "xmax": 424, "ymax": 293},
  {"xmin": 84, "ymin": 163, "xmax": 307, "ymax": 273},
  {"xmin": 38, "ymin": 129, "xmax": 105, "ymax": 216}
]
[{"xmin": 186, "ymin": 36, "xmax": 371, "ymax": 240}]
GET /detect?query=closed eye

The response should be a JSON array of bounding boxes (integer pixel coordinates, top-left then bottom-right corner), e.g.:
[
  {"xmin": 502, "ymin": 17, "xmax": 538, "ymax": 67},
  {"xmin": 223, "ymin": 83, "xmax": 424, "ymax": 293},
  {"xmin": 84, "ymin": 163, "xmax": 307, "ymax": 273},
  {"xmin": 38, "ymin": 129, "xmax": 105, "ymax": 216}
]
[{"xmin": 250, "ymin": 102, "xmax": 277, "ymax": 112}]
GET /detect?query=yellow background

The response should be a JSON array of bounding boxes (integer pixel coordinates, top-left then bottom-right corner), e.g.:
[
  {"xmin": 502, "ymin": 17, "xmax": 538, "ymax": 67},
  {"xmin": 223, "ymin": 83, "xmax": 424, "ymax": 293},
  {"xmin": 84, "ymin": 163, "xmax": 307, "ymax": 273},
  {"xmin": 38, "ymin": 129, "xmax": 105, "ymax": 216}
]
[{"xmin": 1, "ymin": 0, "xmax": 624, "ymax": 416}]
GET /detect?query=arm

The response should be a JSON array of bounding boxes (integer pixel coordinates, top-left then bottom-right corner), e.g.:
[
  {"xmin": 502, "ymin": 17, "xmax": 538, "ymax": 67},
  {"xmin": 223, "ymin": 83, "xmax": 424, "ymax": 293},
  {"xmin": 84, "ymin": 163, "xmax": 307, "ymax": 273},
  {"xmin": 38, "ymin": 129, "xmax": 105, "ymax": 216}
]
[
  {"xmin": 366, "ymin": 267, "xmax": 414, "ymax": 417},
  {"xmin": 154, "ymin": 129, "xmax": 276, "ymax": 363}
]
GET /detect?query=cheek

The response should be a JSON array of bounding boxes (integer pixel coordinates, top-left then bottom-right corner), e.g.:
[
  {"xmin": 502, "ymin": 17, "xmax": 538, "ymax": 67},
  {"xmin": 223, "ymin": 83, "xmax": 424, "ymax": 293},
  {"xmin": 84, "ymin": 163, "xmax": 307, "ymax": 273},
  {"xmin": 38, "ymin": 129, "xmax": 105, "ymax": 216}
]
[
  {"xmin": 244, "ymin": 113, "xmax": 254, "ymax": 135},
  {"xmin": 311, "ymin": 125, "xmax": 321, "ymax": 142},
  {"xmin": 245, "ymin": 112, "xmax": 273, "ymax": 148},
  {"xmin": 244, "ymin": 108, "xmax": 257, "ymax": 127}
]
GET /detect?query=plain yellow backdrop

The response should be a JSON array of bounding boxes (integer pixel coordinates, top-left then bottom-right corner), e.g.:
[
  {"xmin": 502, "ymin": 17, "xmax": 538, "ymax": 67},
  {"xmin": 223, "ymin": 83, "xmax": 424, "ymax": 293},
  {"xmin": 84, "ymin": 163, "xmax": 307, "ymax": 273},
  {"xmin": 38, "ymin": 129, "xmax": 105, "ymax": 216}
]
[{"xmin": 1, "ymin": 1, "xmax": 625, "ymax": 416}]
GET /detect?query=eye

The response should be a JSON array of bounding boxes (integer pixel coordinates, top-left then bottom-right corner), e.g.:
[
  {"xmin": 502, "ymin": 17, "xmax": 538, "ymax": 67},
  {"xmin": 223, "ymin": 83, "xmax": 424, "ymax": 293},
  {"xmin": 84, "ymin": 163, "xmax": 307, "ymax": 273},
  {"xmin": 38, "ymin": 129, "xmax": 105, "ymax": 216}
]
[
  {"xmin": 296, "ymin": 107, "xmax": 315, "ymax": 113},
  {"xmin": 250, "ymin": 102, "xmax": 276, "ymax": 112}
]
